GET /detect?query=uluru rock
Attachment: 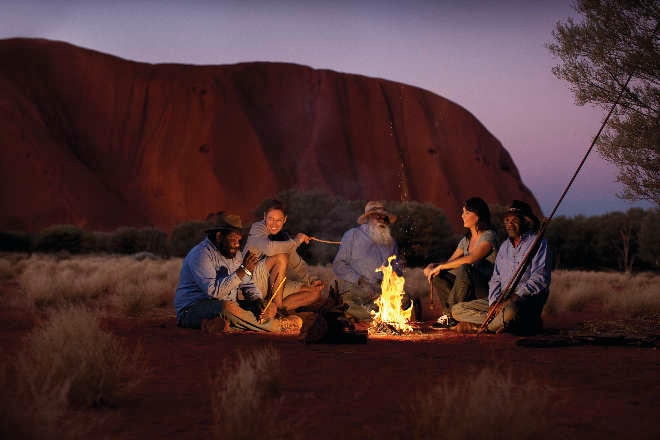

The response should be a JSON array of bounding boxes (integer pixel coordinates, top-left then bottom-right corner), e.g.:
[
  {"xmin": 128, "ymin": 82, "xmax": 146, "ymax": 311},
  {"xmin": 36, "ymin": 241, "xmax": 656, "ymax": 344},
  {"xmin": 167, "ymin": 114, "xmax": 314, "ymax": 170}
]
[{"xmin": 0, "ymin": 38, "xmax": 540, "ymax": 233}]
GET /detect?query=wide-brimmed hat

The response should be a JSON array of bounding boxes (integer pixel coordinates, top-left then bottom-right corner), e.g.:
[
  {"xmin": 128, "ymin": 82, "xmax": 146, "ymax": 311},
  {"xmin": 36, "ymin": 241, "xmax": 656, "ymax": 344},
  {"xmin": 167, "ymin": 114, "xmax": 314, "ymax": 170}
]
[
  {"xmin": 357, "ymin": 201, "xmax": 397, "ymax": 225},
  {"xmin": 504, "ymin": 200, "xmax": 539, "ymax": 231},
  {"xmin": 204, "ymin": 212, "xmax": 244, "ymax": 233}
]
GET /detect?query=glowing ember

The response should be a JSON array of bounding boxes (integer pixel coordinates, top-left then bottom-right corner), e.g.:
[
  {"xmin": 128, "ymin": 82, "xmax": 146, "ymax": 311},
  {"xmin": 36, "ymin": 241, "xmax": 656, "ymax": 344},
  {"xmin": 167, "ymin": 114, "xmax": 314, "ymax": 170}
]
[{"xmin": 370, "ymin": 255, "xmax": 413, "ymax": 333}]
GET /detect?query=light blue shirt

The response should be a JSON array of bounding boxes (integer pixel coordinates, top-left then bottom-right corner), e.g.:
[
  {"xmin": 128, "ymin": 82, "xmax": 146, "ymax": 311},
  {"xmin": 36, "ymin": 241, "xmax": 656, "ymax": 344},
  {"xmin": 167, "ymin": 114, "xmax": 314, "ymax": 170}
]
[
  {"xmin": 174, "ymin": 237, "xmax": 262, "ymax": 316},
  {"xmin": 332, "ymin": 224, "xmax": 399, "ymax": 286},
  {"xmin": 488, "ymin": 232, "xmax": 551, "ymax": 306}
]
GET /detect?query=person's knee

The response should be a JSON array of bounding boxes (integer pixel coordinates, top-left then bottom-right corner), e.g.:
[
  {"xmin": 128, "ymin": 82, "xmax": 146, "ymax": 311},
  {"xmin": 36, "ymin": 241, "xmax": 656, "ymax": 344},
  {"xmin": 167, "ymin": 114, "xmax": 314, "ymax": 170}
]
[{"xmin": 266, "ymin": 253, "xmax": 288, "ymax": 271}]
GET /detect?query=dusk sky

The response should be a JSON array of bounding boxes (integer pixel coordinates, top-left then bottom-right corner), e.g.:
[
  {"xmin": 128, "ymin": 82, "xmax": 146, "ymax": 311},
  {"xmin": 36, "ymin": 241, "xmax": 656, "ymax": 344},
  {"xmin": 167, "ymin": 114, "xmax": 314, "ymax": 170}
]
[{"xmin": 1, "ymin": 0, "xmax": 654, "ymax": 218}]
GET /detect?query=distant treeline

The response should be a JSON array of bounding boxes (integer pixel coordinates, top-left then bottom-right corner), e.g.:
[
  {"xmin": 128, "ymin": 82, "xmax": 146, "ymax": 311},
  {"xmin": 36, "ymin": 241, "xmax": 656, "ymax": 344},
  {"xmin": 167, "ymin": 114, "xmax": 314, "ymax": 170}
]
[{"xmin": 1, "ymin": 190, "xmax": 657, "ymax": 272}]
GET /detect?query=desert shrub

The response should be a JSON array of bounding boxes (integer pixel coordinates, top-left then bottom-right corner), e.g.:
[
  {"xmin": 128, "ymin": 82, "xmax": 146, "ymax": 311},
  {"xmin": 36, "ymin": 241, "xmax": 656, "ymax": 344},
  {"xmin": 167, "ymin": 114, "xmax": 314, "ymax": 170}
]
[
  {"xmin": 389, "ymin": 201, "xmax": 456, "ymax": 267},
  {"xmin": 545, "ymin": 208, "xmax": 659, "ymax": 271},
  {"xmin": 14, "ymin": 306, "xmax": 145, "ymax": 409},
  {"xmin": 35, "ymin": 225, "xmax": 83, "ymax": 254},
  {"xmin": 169, "ymin": 221, "xmax": 208, "ymax": 257},
  {"xmin": 109, "ymin": 227, "xmax": 168, "ymax": 255},
  {"xmin": 0, "ymin": 230, "xmax": 33, "ymax": 252},
  {"xmin": 404, "ymin": 366, "xmax": 554, "ymax": 440},
  {"xmin": 253, "ymin": 189, "xmax": 455, "ymax": 266},
  {"xmin": 210, "ymin": 344, "xmax": 283, "ymax": 440},
  {"xmin": 80, "ymin": 230, "xmax": 113, "ymax": 253}
]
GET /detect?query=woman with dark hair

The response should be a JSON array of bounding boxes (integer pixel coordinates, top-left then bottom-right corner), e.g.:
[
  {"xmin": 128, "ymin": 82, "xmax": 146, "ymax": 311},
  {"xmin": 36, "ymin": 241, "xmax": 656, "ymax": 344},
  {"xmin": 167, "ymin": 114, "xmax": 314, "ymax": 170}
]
[{"xmin": 423, "ymin": 197, "xmax": 498, "ymax": 329}]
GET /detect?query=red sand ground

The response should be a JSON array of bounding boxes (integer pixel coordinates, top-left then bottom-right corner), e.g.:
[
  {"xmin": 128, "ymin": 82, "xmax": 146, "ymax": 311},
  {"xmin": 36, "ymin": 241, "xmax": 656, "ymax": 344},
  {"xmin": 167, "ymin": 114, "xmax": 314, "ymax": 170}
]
[{"xmin": 1, "ymin": 281, "xmax": 658, "ymax": 439}]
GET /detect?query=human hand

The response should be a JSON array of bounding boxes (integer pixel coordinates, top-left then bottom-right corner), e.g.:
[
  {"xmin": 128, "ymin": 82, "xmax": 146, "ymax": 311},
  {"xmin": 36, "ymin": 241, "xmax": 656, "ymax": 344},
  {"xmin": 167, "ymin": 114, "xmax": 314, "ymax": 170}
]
[
  {"xmin": 295, "ymin": 233, "xmax": 310, "ymax": 245},
  {"xmin": 425, "ymin": 264, "xmax": 443, "ymax": 282},
  {"xmin": 241, "ymin": 250, "xmax": 259, "ymax": 273},
  {"xmin": 258, "ymin": 302, "xmax": 277, "ymax": 323},
  {"xmin": 423, "ymin": 263, "xmax": 437, "ymax": 280}
]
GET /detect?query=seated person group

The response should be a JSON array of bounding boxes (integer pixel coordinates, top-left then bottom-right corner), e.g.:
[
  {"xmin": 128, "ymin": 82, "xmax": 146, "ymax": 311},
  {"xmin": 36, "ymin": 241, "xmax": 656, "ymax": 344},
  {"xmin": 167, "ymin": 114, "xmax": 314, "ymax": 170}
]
[{"xmin": 174, "ymin": 197, "xmax": 550, "ymax": 336}]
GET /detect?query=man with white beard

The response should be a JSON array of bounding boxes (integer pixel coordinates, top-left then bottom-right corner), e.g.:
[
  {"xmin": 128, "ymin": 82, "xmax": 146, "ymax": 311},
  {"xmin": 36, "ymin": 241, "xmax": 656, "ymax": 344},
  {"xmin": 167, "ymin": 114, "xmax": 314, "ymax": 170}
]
[{"xmin": 333, "ymin": 201, "xmax": 401, "ymax": 321}]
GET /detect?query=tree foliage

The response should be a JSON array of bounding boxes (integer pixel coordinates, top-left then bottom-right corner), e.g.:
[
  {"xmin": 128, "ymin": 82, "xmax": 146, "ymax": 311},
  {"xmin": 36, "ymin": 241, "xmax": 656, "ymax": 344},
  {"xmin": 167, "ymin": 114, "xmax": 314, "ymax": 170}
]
[
  {"xmin": 548, "ymin": 0, "xmax": 659, "ymax": 203},
  {"xmin": 545, "ymin": 207, "xmax": 658, "ymax": 271}
]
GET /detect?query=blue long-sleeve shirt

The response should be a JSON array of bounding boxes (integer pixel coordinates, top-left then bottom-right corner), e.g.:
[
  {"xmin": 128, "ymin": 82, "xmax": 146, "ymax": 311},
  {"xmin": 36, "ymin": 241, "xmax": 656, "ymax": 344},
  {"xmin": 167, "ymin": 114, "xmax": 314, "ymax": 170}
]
[
  {"xmin": 174, "ymin": 237, "xmax": 262, "ymax": 316},
  {"xmin": 488, "ymin": 232, "xmax": 551, "ymax": 306},
  {"xmin": 332, "ymin": 224, "xmax": 399, "ymax": 286}
]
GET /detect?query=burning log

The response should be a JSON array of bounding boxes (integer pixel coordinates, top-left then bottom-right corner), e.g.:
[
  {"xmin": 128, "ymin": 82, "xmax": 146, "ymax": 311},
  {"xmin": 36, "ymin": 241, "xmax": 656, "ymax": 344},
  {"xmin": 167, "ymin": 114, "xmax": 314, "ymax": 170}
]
[{"xmin": 369, "ymin": 255, "xmax": 414, "ymax": 335}]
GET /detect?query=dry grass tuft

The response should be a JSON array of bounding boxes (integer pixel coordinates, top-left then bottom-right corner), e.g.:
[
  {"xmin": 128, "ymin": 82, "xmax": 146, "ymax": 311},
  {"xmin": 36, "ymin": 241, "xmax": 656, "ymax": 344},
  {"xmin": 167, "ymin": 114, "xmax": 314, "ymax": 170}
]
[
  {"xmin": 1, "ymin": 306, "xmax": 147, "ymax": 438},
  {"xmin": 0, "ymin": 358, "xmax": 70, "ymax": 440},
  {"xmin": 404, "ymin": 366, "xmax": 555, "ymax": 440},
  {"xmin": 15, "ymin": 305, "xmax": 146, "ymax": 408},
  {"xmin": 210, "ymin": 344, "xmax": 284, "ymax": 440},
  {"xmin": 14, "ymin": 255, "xmax": 181, "ymax": 313},
  {"xmin": 546, "ymin": 270, "xmax": 660, "ymax": 316}
]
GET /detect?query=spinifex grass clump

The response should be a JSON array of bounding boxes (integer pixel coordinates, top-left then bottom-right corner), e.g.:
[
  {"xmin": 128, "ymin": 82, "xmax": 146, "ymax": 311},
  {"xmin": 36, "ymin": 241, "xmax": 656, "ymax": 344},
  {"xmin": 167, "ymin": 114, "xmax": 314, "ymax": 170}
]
[
  {"xmin": 546, "ymin": 270, "xmax": 660, "ymax": 315},
  {"xmin": 210, "ymin": 344, "xmax": 284, "ymax": 440},
  {"xmin": 404, "ymin": 366, "xmax": 555, "ymax": 439},
  {"xmin": 15, "ymin": 254, "xmax": 181, "ymax": 313},
  {"xmin": 16, "ymin": 305, "xmax": 145, "ymax": 408},
  {"xmin": 1, "ymin": 306, "xmax": 146, "ymax": 438}
]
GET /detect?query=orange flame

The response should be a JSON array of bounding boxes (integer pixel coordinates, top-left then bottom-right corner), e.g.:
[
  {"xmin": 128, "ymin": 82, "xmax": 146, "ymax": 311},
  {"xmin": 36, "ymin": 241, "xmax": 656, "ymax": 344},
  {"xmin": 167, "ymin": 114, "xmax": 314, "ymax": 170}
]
[{"xmin": 370, "ymin": 255, "xmax": 413, "ymax": 333}]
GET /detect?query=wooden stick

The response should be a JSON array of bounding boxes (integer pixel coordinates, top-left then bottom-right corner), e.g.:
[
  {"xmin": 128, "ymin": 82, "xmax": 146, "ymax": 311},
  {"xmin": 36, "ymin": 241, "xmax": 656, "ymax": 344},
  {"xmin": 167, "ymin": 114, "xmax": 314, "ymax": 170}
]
[
  {"xmin": 429, "ymin": 276, "xmax": 434, "ymax": 306},
  {"xmin": 309, "ymin": 236, "xmax": 341, "ymax": 245},
  {"xmin": 259, "ymin": 276, "xmax": 287, "ymax": 323}
]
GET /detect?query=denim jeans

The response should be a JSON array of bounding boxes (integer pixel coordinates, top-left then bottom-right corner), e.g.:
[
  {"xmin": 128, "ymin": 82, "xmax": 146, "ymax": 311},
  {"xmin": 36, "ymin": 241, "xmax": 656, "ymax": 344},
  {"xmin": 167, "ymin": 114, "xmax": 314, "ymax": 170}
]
[
  {"xmin": 177, "ymin": 298, "xmax": 281, "ymax": 332},
  {"xmin": 176, "ymin": 298, "xmax": 224, "ymax": 329}
]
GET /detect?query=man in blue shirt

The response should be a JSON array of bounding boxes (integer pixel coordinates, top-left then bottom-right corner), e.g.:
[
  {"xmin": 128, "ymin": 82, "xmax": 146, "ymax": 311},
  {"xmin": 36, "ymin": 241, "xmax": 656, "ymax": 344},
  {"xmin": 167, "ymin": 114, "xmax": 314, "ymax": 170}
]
[
  {"xmin": 451, "ymin": 200, "xmax": 551, "ymax": 335},
  {"xmin": 174, "ymin": 213, "xmax": 286, "ymax": 332}
]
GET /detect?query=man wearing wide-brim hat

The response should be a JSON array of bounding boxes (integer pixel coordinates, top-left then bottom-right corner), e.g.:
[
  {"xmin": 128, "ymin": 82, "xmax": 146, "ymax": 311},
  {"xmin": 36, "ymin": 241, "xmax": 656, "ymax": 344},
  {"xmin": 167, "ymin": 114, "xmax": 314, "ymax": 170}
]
[
  {"xmin": 451, "ymin": 200, "xmax": 550, "ymax": 335},
  {"xmin": 174, "ymin": 212, "xmax": 295, "ymax": 332},
  {"xmin": 332, "ymin": 201, "xmax": 402, "ymax": 321}
]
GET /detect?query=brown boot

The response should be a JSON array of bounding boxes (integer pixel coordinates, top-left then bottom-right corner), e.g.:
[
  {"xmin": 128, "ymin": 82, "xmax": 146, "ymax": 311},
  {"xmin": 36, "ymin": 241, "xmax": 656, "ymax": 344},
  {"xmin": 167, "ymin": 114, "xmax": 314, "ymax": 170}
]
[{"xmin": 201, "ymin": 317, "xmax": 228, "ymax": 334}]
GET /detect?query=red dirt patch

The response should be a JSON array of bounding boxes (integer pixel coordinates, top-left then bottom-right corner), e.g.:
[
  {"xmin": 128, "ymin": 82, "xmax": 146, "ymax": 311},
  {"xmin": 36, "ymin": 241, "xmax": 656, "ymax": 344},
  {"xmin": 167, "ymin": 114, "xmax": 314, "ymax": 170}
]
[{"xmin": 1, "ymin": 281, "xmax": 658, "ymax": 439}]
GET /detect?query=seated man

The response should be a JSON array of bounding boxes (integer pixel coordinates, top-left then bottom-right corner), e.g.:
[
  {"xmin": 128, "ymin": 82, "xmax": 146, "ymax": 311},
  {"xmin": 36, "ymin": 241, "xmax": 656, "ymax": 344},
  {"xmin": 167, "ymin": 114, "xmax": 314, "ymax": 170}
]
[
  {"xmin": 244, "ymin": 199, "xmax": 325, "ymax": 314},
  {"xmin": 451, "ymin": 200, "xmax": 550, "ymax": 335},
  {"xmin": 174, "ymin": 213, "xmax": 296, "ymax": 333},
  {"xmin": 332, "ymin": 201, "xmax": 401, "ymax": 321}
]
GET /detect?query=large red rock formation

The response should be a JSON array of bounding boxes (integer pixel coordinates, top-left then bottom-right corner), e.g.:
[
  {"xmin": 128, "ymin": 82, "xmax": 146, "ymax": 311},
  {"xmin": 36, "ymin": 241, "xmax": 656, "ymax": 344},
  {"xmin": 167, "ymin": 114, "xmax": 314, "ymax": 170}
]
[{"xmin": 0, "ymin": 38, "xmax": 540, "ymax": 233}]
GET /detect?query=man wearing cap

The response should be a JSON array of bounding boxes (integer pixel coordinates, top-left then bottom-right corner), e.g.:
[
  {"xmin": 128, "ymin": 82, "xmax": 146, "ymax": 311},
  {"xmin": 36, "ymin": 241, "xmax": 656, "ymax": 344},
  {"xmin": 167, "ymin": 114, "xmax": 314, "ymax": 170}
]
[
  {"xmin": 333, "ymin": 201, "xmax": 402, "ymax": 321},
  {"xmin": 451, "ymin": 200, "xmax": 551, "ymax": 335},
  {"xmin": 174, "ymin": 212, "xmax": 292, "ymax": 332}
]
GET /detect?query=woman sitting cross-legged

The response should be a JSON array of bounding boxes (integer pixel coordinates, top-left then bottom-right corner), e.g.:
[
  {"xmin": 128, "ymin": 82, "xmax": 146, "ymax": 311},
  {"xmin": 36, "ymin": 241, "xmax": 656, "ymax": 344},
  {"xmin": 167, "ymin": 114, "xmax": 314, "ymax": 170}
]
[{"xmin": 423, "ymin": 197, "xmax": 497, "ymax": 329}]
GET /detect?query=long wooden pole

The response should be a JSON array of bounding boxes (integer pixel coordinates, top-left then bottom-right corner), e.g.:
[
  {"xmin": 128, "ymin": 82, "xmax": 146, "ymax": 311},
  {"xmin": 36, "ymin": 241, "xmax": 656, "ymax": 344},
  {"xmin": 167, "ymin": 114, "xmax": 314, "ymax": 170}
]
[{"xmin": 478, "ymin": 72, "xmax": 634, "ymax": 334}]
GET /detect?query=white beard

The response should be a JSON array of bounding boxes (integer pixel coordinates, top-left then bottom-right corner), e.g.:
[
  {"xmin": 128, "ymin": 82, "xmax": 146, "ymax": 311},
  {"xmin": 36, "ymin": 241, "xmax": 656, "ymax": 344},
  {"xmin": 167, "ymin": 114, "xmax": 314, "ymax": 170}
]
[{"xmin": 367, "ymin": 222, "xmax": 393, "ymax": 246}]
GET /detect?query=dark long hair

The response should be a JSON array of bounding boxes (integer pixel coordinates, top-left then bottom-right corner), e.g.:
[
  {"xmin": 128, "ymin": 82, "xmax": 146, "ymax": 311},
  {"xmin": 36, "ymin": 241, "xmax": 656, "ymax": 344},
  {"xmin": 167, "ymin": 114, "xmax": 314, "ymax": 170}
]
[{"xmin": 463, "ymin": 197, "xmax": 492, "ymax": 238}]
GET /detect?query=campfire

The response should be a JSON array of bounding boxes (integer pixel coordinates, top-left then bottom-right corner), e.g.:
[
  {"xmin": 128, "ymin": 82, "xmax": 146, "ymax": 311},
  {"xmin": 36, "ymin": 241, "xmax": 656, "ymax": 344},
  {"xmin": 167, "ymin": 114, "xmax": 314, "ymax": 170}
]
[{"xmin": 369, "ymin": 255, "xmax": 414, "ymax": 334}]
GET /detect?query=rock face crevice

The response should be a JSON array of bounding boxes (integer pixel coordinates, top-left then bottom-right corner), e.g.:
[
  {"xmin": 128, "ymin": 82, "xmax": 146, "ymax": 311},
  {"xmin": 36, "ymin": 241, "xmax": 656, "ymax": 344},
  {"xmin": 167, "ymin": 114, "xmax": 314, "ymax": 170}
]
[{"xmin": 0, "ymin": 38, "xmax": 540, "ymax": 233}]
